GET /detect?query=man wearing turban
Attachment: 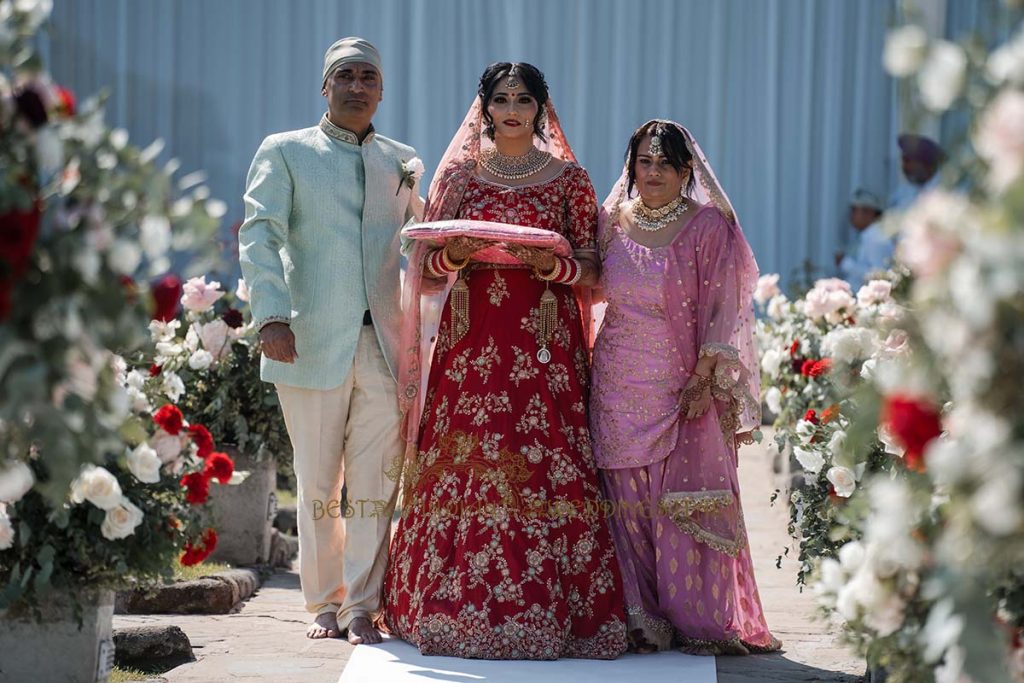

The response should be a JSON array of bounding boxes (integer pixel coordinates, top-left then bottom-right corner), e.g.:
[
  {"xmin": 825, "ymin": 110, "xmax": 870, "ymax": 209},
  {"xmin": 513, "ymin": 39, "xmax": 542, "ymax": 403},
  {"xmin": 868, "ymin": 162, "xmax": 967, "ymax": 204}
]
[
  {"xmin": 239, "ymin": 37, "xmax": 422, "ymax": 644},
  {"xmin": 889, "ymin": 133, "xmax": 943, "ymax": 210}
]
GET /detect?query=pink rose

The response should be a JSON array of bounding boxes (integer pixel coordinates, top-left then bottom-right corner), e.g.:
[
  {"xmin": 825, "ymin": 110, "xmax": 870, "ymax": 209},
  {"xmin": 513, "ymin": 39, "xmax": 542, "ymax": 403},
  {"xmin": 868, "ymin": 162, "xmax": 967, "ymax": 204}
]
[
  {"xmin": 180, "ymin": 276, "xmax": 225, "ymax": 313},
  {"xmin": 857, "ymin": 280, "xmax": 893, "ymax": 307},
  {"xmin": 973, "ymin": 90, "xmax": 1024, "ymax": 193},
  {"xmin": 897, "ymin": 191, "xmax": 967, "ymax": 279}
]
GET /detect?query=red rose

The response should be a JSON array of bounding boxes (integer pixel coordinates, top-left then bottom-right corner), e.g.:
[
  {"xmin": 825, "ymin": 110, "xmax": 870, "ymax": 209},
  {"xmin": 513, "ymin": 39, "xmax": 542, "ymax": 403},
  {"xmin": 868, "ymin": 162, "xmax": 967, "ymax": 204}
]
[
  {"xmin": 881, "ymin": 395, "xmax": 943, "ymax": 472},
  {"xmin": 181, "ymin": 471, "xmax": 211, "ymax": 505},
  {"xmin": 54, "ymin": 85, "xmax": 76, "ymax": 117},
  {"xmin": 204, "ymin": 452, "xmax": 235, "ymax": 484},
  {"xmin": 151, "ymin": 274, "xmax": 182, "ymax": 322},
  {"xmin": 803, "ymin": 409, "xmax": 819, "ymax": 424},
  {"xmin": 800, "ymin": 359, "xmax": 816, "ymax": 376},
  {"xmin": 149, "ymin": 363, "xmax": 162, "ymax": 377},
  {"xmin": 188, "ymin": 424, "xmax": 215, "ymax": 459},
  {"xmin": 0, "ymin": 202, "xmax": 42, "ymax": 286},
  {"xmin": 789, "ymin": 340, "xmax": 800, "ymax": 357},
  {"xmin": 181, "ymin": 528, "xmax": 218, "ymax": 566},
  {"xmin": 153, "ymin": 404, "xmax": 184, "ymax": 435},
  {"xmin": 221, "ymin": 308, "xmax": 243, "ymax": 329}
]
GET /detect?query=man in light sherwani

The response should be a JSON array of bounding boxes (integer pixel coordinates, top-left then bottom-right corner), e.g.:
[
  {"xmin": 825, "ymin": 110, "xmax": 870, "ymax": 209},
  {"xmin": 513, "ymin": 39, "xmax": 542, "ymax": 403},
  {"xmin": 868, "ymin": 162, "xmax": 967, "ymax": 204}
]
[{"xmin": 239, "ymin": 37, "xmax": 422, "ymax": 644}]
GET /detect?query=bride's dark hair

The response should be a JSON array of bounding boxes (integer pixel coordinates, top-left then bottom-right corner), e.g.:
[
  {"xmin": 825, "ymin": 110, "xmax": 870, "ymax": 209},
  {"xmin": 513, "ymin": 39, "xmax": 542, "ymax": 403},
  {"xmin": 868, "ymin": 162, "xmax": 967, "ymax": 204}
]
[
  {"xmin": 477, "ymin": 62, "xmax": 549, "ymax": 142},
  {"xmin": 625, "ymin": 120, "xmax": 696, "ymax": 196}
]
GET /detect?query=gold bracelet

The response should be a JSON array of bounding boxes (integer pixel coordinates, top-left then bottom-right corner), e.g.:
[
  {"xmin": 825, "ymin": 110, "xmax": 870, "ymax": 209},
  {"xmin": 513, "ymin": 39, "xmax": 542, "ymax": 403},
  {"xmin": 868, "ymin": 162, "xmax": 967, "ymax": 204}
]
[
  {"xmin": 536, "ymin": 257, "xmax": 563, "ymax": 281},
  {"xmin": 441, "ymin": 246, "xmax": 471, "ymax": 271}
]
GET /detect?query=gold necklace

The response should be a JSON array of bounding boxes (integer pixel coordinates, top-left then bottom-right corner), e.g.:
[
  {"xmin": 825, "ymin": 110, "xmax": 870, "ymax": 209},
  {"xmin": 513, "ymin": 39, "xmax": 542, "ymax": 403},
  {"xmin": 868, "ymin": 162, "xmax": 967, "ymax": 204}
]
[
  {"xmin": 632, "ymin": 195, "xmax": 689, "ymax": 232},
  {"xmin": 480, "ymin": 147, "xmax": 552, "ymax": 180}
]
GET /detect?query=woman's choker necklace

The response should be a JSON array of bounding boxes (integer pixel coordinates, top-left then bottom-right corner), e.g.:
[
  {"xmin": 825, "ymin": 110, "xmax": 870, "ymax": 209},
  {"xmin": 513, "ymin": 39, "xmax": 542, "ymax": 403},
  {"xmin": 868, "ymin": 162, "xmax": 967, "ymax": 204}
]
[
  {"xmin": 632, "ymin": 194, "xmax": 689, "ymax": 232},
  {"xmin": 480, "ymin": 147, "xmax": 552, "ymax": 180}
]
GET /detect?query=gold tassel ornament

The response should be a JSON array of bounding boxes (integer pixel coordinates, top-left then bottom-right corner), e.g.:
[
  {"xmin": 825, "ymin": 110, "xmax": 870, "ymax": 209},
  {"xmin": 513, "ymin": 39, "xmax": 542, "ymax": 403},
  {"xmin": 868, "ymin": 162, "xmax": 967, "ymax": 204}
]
[{"xmin": 536, "ymin": 284, "xmax": 557, "ymax": 364}]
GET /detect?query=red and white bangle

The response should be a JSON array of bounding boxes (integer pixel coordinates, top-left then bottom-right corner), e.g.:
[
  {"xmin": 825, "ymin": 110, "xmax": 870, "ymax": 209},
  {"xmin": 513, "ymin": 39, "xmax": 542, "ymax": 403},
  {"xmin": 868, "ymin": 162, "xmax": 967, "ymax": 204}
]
[
  {"xmin": 426, "ymin": 247, "xmax": 468, "ymax": 277},
  {"xmin": 538, "ymin": 256, "xmax": 581, "ymax": 285}
]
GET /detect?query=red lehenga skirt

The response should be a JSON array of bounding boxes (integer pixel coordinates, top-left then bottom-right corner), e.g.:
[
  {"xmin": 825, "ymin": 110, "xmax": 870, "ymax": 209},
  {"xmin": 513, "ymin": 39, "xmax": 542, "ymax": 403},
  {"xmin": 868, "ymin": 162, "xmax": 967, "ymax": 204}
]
[{"xmin": 382, "ymin": 265, "xmax": 627, "ymax": 660}]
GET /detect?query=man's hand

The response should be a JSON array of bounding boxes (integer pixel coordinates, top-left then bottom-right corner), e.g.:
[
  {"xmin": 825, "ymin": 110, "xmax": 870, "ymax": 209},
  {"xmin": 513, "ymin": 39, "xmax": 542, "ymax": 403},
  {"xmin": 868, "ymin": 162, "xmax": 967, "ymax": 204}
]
[{"xmin": 259, "ymin": 322, "xmax": 298, "ymax": 363}]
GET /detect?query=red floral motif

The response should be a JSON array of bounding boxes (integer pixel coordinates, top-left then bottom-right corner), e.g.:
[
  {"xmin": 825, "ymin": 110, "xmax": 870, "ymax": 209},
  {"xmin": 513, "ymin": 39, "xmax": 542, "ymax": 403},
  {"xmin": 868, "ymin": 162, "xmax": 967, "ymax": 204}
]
[
  {"xmin": 148, "ymin": 363, "xmax": 162, "ymax": 377},
  {"xmin": 203, "ymin": 452, "xmax": 234, "ymax": 484},
  {"xmin": 188, "ymin": 424, "xmax": 214, "ymax": 459},
  {"xmin": 881, "ymin": 395, "xmax": 942, "ymax": 472},
  {"xmin": 180, "ymin": 471, "xmax": 210, "ymax": 505},
  {"xmin": 153, "ymin": 404, "xmax": 184, "ymax": 435},
  {"xmin": 151, "ymin": 274, "xmax": 182, "ymax": 322},
  {"xmin": 803, "ymin": 409, "xmax": 819, "ymax": 424},
  {"xmin": 181, "ymin": 528, "xmax": 218, "ymax": 566}
]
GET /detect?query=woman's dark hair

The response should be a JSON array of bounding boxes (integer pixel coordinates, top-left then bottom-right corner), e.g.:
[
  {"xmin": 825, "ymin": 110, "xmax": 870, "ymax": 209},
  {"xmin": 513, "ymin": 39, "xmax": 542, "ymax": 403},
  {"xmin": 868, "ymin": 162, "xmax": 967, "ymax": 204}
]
[
  {"xmin": 478, "ymin": 62, "xmax": 549, "ymax": 142},
  {"xmin": 625, "ymin": 120, "xmax": 696, "ymax": 196}
]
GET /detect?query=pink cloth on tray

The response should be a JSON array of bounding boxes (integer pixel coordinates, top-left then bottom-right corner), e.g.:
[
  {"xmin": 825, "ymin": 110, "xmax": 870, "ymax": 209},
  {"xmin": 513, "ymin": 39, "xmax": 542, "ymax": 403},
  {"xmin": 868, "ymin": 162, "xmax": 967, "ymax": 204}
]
[{"xmin": 401, "ymin": 219, "xmax": 573, "ymax": 264}]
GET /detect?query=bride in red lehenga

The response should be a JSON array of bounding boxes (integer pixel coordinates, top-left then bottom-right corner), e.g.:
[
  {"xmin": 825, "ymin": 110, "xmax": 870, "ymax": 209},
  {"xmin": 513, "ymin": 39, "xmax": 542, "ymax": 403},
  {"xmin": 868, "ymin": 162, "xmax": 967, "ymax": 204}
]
[{"xmin": 382, "ymin": 62, "xmax": 627, "ymax": 660}]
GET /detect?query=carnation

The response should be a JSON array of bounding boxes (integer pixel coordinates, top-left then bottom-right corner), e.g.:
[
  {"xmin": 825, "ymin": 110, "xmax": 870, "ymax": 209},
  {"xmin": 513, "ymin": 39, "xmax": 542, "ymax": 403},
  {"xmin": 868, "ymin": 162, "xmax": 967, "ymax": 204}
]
[
  {"xmin": 181, "ymin": 471, "xmax": 211, "ymax": 505},
  {"xmin": 188, "ymin": 424, "xmax": 215, "ymax": 459},
  {"xmin": 181, "ymin": 528, "xmax": 218, "ymax": 566},
  {"xmin": 153, "ymin": 404, "xmax": 184, "ymax": 435},
  {"xmin": 881, "ymin": 395, "xmax": 943, "ymax": 472},
  {"xmin": 204, "ymin": 452, "xmax": 235, "ymax": 485}
]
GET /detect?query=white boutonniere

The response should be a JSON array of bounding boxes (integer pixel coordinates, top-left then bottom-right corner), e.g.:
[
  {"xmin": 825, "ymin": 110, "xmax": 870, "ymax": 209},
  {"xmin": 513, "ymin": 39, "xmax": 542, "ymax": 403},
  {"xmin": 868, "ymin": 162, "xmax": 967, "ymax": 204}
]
[{"xmin": 397, "ymin": 156, "xmax": 425, "ymax": 195}]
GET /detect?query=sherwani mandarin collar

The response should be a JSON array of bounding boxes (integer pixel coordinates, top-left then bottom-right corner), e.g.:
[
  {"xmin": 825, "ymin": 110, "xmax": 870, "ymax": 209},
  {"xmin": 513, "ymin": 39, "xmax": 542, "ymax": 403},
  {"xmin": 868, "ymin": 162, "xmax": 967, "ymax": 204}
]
[{"xmin": 319, "ymin": 113, "xmax": 376, "ymax": 146}]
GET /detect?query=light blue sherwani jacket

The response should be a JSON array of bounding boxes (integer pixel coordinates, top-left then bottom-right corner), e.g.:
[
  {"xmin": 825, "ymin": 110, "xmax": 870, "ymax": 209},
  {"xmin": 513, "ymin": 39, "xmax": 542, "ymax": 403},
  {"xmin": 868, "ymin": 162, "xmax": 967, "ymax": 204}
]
[{"xmin": 239, "ymin": 115, "xmax": 421, "ymax": 390}]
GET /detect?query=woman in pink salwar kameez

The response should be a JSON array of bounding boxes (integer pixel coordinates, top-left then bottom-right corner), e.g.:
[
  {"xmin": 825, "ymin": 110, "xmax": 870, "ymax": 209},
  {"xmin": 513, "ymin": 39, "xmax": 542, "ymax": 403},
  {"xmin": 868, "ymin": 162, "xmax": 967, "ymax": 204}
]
[{"xmin": 591, "ymin": 120, "xmax": 781, "ymax": 656}]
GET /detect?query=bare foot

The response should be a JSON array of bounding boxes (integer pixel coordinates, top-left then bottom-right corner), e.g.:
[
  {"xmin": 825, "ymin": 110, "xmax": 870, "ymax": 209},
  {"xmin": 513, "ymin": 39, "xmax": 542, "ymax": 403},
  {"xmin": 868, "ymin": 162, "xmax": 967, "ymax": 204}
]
[
  {"xmin": 346, "ymin": 616, "xmax": 382, "ymax": 645},
  {"xmin": 628, "ymin": 629, "xmax": 658, "ymax": 654},
  {"xmin": 306, "ymin": 612, "xmax": 340, "ymax": 639}
]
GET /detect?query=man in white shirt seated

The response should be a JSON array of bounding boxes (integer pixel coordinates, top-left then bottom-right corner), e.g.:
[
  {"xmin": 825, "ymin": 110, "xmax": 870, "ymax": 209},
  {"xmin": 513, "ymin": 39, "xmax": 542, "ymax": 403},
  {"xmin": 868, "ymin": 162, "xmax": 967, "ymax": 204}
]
[
  {"xmin": 888, "ymin": 133, "xmax": 942, "ymax": 211},
  {"xmin": 837, "ymin": 188, "xmax": 892, "ymax": 285}
]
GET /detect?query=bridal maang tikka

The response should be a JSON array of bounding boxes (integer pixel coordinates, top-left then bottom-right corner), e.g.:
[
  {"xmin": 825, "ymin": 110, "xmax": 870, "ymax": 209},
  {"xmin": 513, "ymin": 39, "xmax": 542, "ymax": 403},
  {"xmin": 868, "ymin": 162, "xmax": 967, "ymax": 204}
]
[{"xmin": 649, "ymin": 133, "xmax": 664, "ymax": 158}]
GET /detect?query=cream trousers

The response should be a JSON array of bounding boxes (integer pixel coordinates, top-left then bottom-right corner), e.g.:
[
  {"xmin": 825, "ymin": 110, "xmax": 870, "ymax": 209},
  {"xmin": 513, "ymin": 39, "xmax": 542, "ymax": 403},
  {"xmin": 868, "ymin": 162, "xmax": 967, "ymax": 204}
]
[{"xmin": 276, "ymin": 325, "xmax": 401, "ymax": 628}]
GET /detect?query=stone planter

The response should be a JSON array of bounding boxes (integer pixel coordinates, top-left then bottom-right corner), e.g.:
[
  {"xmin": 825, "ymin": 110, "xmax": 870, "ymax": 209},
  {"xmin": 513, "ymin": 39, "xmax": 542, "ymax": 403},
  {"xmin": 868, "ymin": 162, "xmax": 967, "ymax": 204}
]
[
  {"xmin": 0, "ymin": 589, "xmax": 115, "ymax": 682},
  {"xmin": 207, "ymin": 446, "xmax": 277, "ymax": 566}
]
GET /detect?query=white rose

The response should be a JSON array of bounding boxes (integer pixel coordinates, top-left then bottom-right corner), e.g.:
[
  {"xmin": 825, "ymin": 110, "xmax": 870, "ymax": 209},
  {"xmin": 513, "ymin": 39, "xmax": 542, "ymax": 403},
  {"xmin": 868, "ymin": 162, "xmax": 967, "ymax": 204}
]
[
  {"xmin": 150, "ymin": 428, "xmax": 185, "ymax": 464},
  {"xmin": 125, "ymin": 369, "xmax": 147, "ymax": 391},
  {"xmin": 766, "ymin": 294, "xmax": 789, "ymax": 321},
  {"xmin": 918, "ymin": 41, "xmax": 967, "ymax": 112},
  {"xmin": 70, "ymin": 464, "xmax": 123, "ymax": 510},
  {"xmin": 764, "ymin": 387, "xmax": 783, "ymax": 415},
  {"xmin": 883, "ymin": 24, "xmax": 929, "ymax": 77},
  {"xmin": 180, "ymin": 275, "xmax": 225, "ymax": 313},
  {"xmin": 922, "ymin": 599, "xmax": 965, "ymax": 665},
  {"xmin": 828, "ymin": 430, "xmax": 847, "ymax": 457},
  {"xmin": 100, "ymin": 497, "xmax": 144, "ymax": 540},
  {"xmin": 826, "ymin": 466, "xmax": 857, "ymax": 498},
  {"xmin": 971, "ymin": 469, "xmax": 1022, "ymax": 536},
  {"xmin": 838, "ymin": 541, "xmax": 866, "ymax": 571},
  {"xmin": 877, "ymin": 424, "xmax": 905, "ymax": 457},
  {"xmin": 148, "ymin": 319, "xmax": 180, "ymax": 343},
  {"xmin": 0, "ymin": 504, "xmax": 13, "ymax": 550},
  {"xmin": 822, "ymin": 327, "xmax": 877, "ymax": 365},
  {"xmin": 188, "ymin": 349, "xmax": 214, "ymax": 371},
  {"xmin": 235, "ymin": 278, "xmax": 250, "ymax": 302},
  {"xmin": 796, "ymin": 419, "xmax": 817, "ymax": 439},
  {"xmin": 0, "ymin": 459, "xmax": 35, "ymax": 503},
  {"xmin": 986, "ymin": 31, "xmax": 1024, "ymax": 86},
  {"xmin": 127, "ymin": 443, "xmax": 161, "ymax": 484},
  {"xmin": 107, "ymin": 240, "xmax": 142, "ymax": 275},
  {"xmin": 127, "ymin": 387, "xmax": 151, "ymax": 414},
  {"xmin": 139, "ymin": 215, "xmax": 171, "ymax": 260},
  {"xmin": 816, "ymin": 558, "xmax": 844, "ymax": 594},
  {"xmin": 162, "ymin": 371, "xmax": 185, "ymax": 402},
  {"xmin": 856, "ymin": 279, "xmax": 892, "ymax": 307},
  {"xmin": 794, "ymin": 446, "xmax": 825, "ymax": 475},
  {"xmin": 760, "ymin": 348, "xmax": 784, "ymax": 376},
  {"xmin": 897, "ymin": 191, "xmax": 969, "ymax": 279},
  {"xmin": 864, "ymin": 590, "xmax": 907, "ymax": 637},
  {"xmin": 973, "ymin": 90, "xmax": 1024, "ymax": 193},
  {"xmin": 754, "ymin": 274, "xmax": 781, "ymax": 305}
]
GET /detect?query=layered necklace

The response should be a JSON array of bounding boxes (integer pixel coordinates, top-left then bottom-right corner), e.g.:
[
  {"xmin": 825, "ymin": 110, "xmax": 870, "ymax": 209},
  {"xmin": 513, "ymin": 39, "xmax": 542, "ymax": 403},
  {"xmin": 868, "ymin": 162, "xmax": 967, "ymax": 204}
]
[
  {"xmin": 632, "ymin": 195, "xmax": 689, "ymax": 232},
  {"xmin": 480, "ymin": 146, "xmax": 552, "ymax": 180}
]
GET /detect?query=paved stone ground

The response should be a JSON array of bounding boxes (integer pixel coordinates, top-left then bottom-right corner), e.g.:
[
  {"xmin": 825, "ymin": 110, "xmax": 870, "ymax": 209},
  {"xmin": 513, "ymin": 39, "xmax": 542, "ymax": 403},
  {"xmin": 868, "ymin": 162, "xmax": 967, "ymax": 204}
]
[{"xmin": 115, "ymin": 437, "xmax": 864, "ymax": 682}]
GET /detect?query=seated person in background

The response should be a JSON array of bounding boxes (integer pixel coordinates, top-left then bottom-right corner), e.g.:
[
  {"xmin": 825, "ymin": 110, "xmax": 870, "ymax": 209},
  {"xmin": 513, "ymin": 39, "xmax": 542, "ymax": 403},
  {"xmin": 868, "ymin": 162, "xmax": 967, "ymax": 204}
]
[
  {"xmin": 836, "ymin": 188, "xmax": 891, "ymax": 285},
  {"xmin": 888, "ymin": 133, "xmax": 942, "ymax": 210}
]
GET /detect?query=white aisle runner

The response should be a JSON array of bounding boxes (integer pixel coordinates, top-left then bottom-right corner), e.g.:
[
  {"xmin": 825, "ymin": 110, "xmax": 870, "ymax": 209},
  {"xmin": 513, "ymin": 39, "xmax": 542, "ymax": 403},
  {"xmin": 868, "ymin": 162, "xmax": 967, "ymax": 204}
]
[{"xmin": 338, "ymin": 637, "xmax": 717, "ymax": 683}]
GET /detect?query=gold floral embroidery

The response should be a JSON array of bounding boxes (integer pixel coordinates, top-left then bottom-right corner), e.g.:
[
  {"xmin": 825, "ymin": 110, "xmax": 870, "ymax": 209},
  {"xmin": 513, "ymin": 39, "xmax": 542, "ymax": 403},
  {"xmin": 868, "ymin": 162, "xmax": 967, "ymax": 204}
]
[
  {"xmin": 487, "ymin": 271, "xmax": 510, "ymax": 306},
  {"xmin": 658, "ymin": 489, "xmax": 745, "ymax": 557}
]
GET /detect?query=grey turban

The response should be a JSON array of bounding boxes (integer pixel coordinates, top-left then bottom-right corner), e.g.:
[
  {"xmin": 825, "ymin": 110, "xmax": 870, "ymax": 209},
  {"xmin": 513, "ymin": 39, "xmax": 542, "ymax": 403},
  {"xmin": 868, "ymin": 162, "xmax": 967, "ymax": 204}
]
[{"xmin": 322, "ymin": 37, "xmax": 382, "ymax": 86}]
